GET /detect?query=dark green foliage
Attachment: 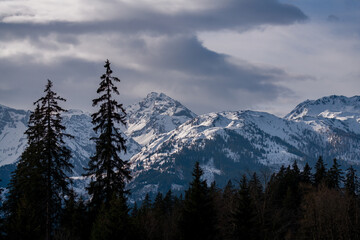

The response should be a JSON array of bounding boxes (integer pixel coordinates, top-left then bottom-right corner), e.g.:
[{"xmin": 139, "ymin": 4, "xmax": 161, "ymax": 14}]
[
  {"xmin": 4, "ymin": 80, "xmax": 73, "ymax": 240},
  {"xmin": 37, "ymin": 80, "xmax": 74, "ymax": 240},
  {"xmin": 130, "ymin": 157, "xmax": 360, "ymax": 240},
  {"xmin": 217, "ymin": 180, "xmax": 237, "ymax": 240},
  {"xmin": 56, "ymin": 190, "xmax": 88, "ymax": 240},
  {"xmin": 85, "ymin": 59, "xmax": 131, "ymax": 211},
  {"xmin": 326, "ymin": 158, "xmax": 344, "ymax": 189},
  {"xmin": 263, "ymin": 162, "xmax": 312, "ymax": 239},
  {"xmin": 232, "ymin": 175, "xmax": 260, "ymax": 240},
  {"xmin": 179, "ymin": 162, "xmax": 217, "ymax": 240},
  {"xmin": 3, "ymin": 107, "xmax": 46, "ymax": 238},
  {"xmin": 314, "ymin": 156, "xmax": 327, "ymax": 186},
  {"xmin": 345, "ymin": 166, "xmax": 358, "ymax": 196},
  {"xmin": 91, "ymin": 194, "xmax": 132, "ymax": 240},
  {"xmin": 300, "ymin": 162, "xmax": 312, "ymax": 184}
]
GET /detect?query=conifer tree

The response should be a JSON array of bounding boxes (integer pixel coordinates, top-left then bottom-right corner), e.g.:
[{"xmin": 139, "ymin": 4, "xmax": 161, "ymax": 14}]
[
  {"xmin": 248, "ymin": 172, "xmax": 264, "ymax": 233},
  {"xmin": 4, "ymin": 104, "xmax": 46, "ymax": 239},
  {"xmin": 326, "ymin": 158, "xmax": 344, "ymax": 189},
  {"xmin": 314, "ymin": 156, "xmax": 327, "ymax": 186},
  {"xmin": 163, "ymin": 190, "xmax": 174, "ymax": 214},
  {"xmin": 141, "ymin": 193, "xmax": 152, "ymax": 213},
  {"xmin": 85, "ymin": 59, "xmax": 131, "ymax": 210},
  {"xmin": 91, "ymin": 193, "xmax": 132, "ymax": 240},
  {"xmin": 57, "ymin": 190, "xmax": 88, "ymax": 240},
  {"xmin": 218, "ymin": 180, "xmax": 237, "ymax": 240},
  {"xmin": 301, "ymin": 162, "xmax": 312, "ymax": 184},
  {"xmin": 233, "ymin": 175, "xmax": 259, "ymax": 240},
  {"xmin": 179, "ymin": 162, "xmax": 216, "ymax": 240},
  {"xmin": 345, "ymin": 166, "xmax": 358, "ymax": 196},
  {"xmin": 4, "ymin": 80, "xmax": 73, "ymax": 240},
  {"xmin": 37, "ymin": 80, "xmax": 73, "ymax": 240}
]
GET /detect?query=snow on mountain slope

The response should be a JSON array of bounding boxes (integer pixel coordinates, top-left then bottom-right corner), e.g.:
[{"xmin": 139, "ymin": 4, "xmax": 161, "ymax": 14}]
[
  {"xmin": 0, "ymin": 106, "xmax": 141, "ymax": 178},
  {"xmin": 130, "ymin": 110, "xmax": 309, "ymax": 174},
  {"xmin": 0, "ymin": 105, "xmax": 29, "ymax": 166},
  {"xmin": 128, "ymin": 95, "xmax": 360, "ymax": 198},
  {"xmin": 285, "ymin": 95, "xmax": 360, "ymax": 163},
  {"xmin": 3, "ymin": 94, "xmax": 360, "ymax": 200},
  {"xmin": 286, "ymin": 95, "xmax": 360, "ymax": 134},
  {"xmin": 286, "ymin": 95, "xmax": 360, "ymax": 121},
  {"xmin": 126, "ymin": 92, "xmax": 197, "ymax": 146},
  {"xmin": 128, "ymin": 110, "xmax": 317, "ymax": 198}
]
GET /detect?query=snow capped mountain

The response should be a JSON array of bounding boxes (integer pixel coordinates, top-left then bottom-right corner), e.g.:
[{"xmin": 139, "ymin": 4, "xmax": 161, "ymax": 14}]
[
  {"xmin": 0, "ymin": 105, "xmax": 29, "ymax": 166},
  {"xmin": 0, "ymin": 106, "xmax": 142, "ymax": 186},
  {"xmin": 130, "ymin": 110, "xmax": 303, "ymax": 171},
  {"xmin": 126, "ymin": 92, "xmax": 197, "ymax": 146},
  {"xmin": 128, "ymin": 96, "xmax": 360, "ymax": 198},
  {"xmin": 286, "ymin": 95, "xmax": 360, "ymax": 121},
  {"xmin": 285, "ymin": 96, "xmax": 360, "ymax": 163},
  {"xmin": 2, "ymin": 93, "xmax": 360, "ymax": 200},
  {"xmin": 128, "ymin": 110, "xmax": 312, "ymax": 197}
]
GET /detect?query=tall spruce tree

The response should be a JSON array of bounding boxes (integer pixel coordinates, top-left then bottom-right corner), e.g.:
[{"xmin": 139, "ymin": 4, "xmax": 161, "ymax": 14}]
[
  {"xmin": 85, "ymin": 60, "xmax": 131, "ymax": 222},
  {"xmin": 326, "ymin": 158, "xmax": 344, "ymax": 189},
  {"xmin": 179, "ymin": 162, "xmax": 216, "ymax": 240},
  {"xmin": 300, "ymin": 162, "xmax": 312, "ymax": 184},
  {"xmin": 4, "ymin": 80, "xmax": 73, "ymax": 240},
  {"xmin": 314, "ymin": 156, "xmax": 327, "ymax": 186},
  {"xmin": 4, "ymin": 104, "xmax": 46, "ymax": 240},
  {"xmin": 345, "ymin": 166, "xmax": 358, "ymax": 196},
  {"xmin": 38, "ymin": 80, "xmax": 73, "ymax": 240},
  {"xmin": 232, "ymin": 175, "xmax": 259, "ymax": 240}
]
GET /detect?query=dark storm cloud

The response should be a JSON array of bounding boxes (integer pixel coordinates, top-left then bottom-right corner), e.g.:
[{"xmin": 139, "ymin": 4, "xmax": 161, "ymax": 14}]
[
  {"xmin": 0, "ymin": 35, "xmax": 295, "ymax": 114},
  {"xmin": 148, "ymin": 36, "xmax": 289, "ymax": 94},
  {"xmin": 0, "ymin": 0, "xmax": 308, "ymax": 113},
  {"xmin": 119, "ymin": 35, "xmax": 296, "ymax": 113}
]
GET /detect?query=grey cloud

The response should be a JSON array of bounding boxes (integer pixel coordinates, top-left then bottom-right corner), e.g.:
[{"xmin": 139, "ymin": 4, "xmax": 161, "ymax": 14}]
[
  {"xmin": 0, "ymin": 34, "xmax": 296, "ymax": 114},
  {"xmin": 0, "ymin": 0, "xmax": 308, "ymax": 114},
  {"xmin": 118, "ymin": 35, "xmax": 296, "ymax": 113},
  {"xmin": 0, "ymin": 56, "xmax": 103, "ymax": 111},
  {"xmin": 0, "ymin": 0, "xmax": 307, "ymax": 39},
  {"xmin": 147, "ymin": 36, "xmax": 289, "ymax": 93}
]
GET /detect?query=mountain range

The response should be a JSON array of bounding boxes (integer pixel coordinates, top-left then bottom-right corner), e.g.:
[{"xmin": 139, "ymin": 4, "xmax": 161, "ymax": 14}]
[{"xmin": 1, "ymin": 93, "xmax": 360, "ymax": 200}]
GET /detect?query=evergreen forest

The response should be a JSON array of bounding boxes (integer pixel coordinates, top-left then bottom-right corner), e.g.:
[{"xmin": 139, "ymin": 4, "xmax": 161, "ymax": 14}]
[{"xmin": 1, "ymin": 60, "xmax": 360, "ymax": 240}]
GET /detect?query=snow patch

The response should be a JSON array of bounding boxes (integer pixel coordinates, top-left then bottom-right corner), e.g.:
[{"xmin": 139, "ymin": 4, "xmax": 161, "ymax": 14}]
[
  {"xmin": 171, "ymin": 184, "xmax": 184, "ymax": 191},
  {"xmin": 223, "ymin": 148, "xmax": 240, "ymax": 162},
  {"xmin": 200, "ymin": 158, "xmax": 222, "ymax": 185}
]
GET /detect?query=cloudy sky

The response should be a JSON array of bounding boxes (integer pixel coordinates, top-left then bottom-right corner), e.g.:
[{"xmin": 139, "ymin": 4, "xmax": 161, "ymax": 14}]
[{"xmin": 0, "ymin": 0, "xmax": 359, "ymax": 116}]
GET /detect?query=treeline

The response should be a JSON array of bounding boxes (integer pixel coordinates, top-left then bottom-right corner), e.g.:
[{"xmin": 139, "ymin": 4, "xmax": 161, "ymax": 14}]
[
  {"xmin": 0, "ymin": 59, "xmax": 360, "ymax": 240},
  {"xmin": 3, "ymin": 154, "xmax": 360, "ymax": 240},
  {"xmin": 128, "ymin": 158, "xmax": 360, "ymax": 240}
]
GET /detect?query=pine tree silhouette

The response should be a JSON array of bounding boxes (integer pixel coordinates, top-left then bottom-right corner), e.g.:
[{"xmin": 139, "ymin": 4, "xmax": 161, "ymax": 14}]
[
  {"xmin": 85, "ymin": 59, "xmax": 131, "ymax": 209},
  {"xmin": 4, "ymin": 80, "xmax": 73, "ymax": 240}
]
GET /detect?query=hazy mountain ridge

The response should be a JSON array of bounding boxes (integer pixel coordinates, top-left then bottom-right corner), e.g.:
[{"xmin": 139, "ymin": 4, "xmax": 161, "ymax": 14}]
[{"xmin": 1, "ymin": 94, "xmax": 360, "ymax": 199}]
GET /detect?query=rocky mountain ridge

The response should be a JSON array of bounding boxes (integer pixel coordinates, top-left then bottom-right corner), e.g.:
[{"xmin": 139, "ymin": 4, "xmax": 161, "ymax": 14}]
[{"xmin": 1, "ymin": 94, "xmax": 360, "ymax": 199}]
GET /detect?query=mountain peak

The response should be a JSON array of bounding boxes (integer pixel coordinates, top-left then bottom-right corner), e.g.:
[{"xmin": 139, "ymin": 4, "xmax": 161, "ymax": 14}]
[
  {"xmin": 286, "ymin": 95, "xmax": 360, "ymax": 120},
  {"xmin": 146, "ymin": 92, "xmax": 167, "ymax": 99},
  {"xmin": 126, "ymin": 92, "xmax": 197, "ymax": 146},
  {"xmin": 128, "ymin": 92, "xmax": 196, "ymax": 118}
]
